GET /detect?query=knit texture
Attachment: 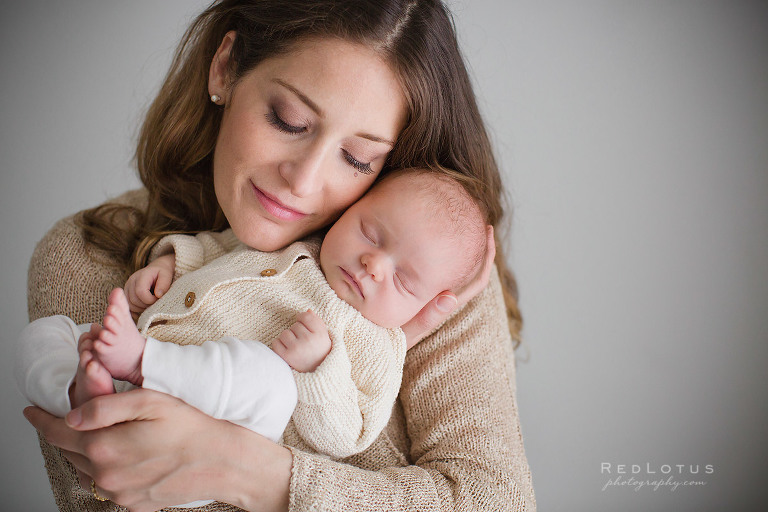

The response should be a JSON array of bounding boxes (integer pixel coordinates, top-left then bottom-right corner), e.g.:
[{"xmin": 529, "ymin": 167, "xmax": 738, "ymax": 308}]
[
  {"xmin": 26, "ymin": 190, "xmax": 536, "ymax": 512},
  {"xmin": 139, "ymin": 231, "xmax": 406, "ymax": 458}
]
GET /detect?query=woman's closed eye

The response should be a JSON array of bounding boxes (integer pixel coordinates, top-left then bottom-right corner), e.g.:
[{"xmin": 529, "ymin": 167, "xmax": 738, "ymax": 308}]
[
  {"xmin": 343, "ymin": 151, "xmax": 373, "ymax": 175},
  {"xmin": 266, "ymin": 109, "xmax": 306, "ymax": 134},
  {"xmin": 267, "ymin": 109, "xmax": 374, "ymax": 175}
]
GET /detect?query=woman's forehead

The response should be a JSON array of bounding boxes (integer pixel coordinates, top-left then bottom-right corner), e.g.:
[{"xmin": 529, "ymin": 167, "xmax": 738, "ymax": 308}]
[{"xmin": 245, "ymin": 37, "xmax": 408, "ymax": 140}]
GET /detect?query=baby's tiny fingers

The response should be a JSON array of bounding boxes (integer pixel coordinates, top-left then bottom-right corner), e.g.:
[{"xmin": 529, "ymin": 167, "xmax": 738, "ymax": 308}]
[
  {"xmin": 289, "ymin": 321, "xmax": 312, "ymax": 341},
  {"xmin": 154, "ymin": 270, "xmax": 172, "ymax": 299},
  {"xmin": 277, "ymin": 329, "xmax": 297, "ymax": 347},
  {"xmin": 295, "ymin": 309, "xmax": 327, "ymax": 334},
  {"xmin": 125, "ymin": 287, "xmax": 150, "ymax": 316},
  {"xmin": 135, "ymin": 272, "xmax": 158, "ymax": 305}
]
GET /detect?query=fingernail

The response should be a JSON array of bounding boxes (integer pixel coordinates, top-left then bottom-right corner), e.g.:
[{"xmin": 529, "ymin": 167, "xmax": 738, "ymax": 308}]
[
  {"xmin": 66, "ymin": 409, "xmax": 82, "ymax": 428},
  {"xmin": 436, "ymin": 294, "xmax": 458, "ymax": 313}
]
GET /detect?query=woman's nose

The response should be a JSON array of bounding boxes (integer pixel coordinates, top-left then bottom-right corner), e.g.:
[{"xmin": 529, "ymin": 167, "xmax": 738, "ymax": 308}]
[
  {"xmin": 279, "ymin": 143, "xmax": 326, "ymax": 198},
  {"xmin": 361, "ymin": 253, "xmax": 386, "ymax": 282}
]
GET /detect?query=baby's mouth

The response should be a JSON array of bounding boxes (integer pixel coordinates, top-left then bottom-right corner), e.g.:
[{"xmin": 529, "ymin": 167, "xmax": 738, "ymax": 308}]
[{"xmin": 340, "ymin": 267, "xmax": 364, "ymax": 299}]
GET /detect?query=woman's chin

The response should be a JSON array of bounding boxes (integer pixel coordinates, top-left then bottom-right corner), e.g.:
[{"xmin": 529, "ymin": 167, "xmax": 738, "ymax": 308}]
[{"xmin": 233, "ymin": 224, "xmax": 298, "ymax": 252}]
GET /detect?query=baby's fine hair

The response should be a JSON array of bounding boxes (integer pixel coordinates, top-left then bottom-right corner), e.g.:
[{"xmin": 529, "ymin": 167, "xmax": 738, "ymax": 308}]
[{"xmin": 377, "ymin": 168, "xmax": 489, "ymax": 292}]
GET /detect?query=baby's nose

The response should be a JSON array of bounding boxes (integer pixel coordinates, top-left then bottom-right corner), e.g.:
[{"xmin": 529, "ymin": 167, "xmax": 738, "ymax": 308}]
[{"xmin": 362, "ymin": 254, "xmax": 384, "ymax": 282}]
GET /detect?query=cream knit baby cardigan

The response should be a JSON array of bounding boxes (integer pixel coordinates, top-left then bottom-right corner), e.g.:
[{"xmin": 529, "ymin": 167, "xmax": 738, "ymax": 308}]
[
  {"xmin": 139, "ymin": 229, "xmax": 406, "ymax": 458},
  {"xmin": 26, "ymin": 190, "xmax": 536, "ymax": 512}
]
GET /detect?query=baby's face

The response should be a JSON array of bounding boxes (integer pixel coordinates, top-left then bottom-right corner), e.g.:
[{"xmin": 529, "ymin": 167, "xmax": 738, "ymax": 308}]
[{"xmin": 320, "ymin": 175, "xmax": 462, "ymax": 328}]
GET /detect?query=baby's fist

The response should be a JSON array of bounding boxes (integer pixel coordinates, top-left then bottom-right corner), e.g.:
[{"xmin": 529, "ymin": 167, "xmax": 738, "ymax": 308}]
[
  {"xmin": 273, "ymin": 310, "xmax": 332, "ymax": 373},
  {"xmin": 124, "ymin": 254, "xmax": 175, "ymax": 320}
]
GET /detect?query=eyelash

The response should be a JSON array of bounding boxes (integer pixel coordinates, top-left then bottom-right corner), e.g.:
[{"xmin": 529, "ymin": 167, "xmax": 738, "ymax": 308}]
[
  {"xmin": 395, "ymin": 274, "xmax": 413, "ymax": 295},
  {"xmin": 361, "ymin": 223, "xmax": 375, "ymax": 244},
  {"xmin": 344, "ymin": 152, "xmax": 374, "ymax": 175},
  {"xmin": 267, "ymin": 108, "xmax": 374, "ymax": 175},
  {"xmin": 266, "ymin": 109, "xmax": 305, "ymax": 134}
]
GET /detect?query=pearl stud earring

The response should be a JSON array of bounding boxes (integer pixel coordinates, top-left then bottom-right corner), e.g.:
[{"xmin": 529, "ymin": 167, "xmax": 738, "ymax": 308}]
[{"xmin": 210, "ymin": 94, "xmax": 221, "ymax": 104}]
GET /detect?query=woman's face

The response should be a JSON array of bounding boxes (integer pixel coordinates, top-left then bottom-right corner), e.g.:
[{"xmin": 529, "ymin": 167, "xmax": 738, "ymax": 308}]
[{"xmin": 210, "ymin": 35, "xmax": 408, "ymax": 251}]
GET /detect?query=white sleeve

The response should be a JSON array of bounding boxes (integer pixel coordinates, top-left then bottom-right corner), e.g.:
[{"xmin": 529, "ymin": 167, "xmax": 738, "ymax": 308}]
[
  {"xmin": 141, "ymin": 337, "xmax": 297, "ymax": 442},
  {"xmin": 15, "ymin": 315, "xmax": 86, "ymax": 417}
]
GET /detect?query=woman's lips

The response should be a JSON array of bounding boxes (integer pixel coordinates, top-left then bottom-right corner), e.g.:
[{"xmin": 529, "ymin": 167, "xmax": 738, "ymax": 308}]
[
  {"xmin": 251, "ymin": 182, "xmax": 308, "ymax": 221},
  {"xmin": 340, "ymin": 267, "xmax": 364, "ymax": 298}
]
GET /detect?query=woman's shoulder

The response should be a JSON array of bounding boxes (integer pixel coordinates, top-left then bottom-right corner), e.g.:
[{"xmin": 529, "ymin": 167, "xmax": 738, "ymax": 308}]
[
  {"xmin": 31, "ymin": 188, "xmax": 149, "ymax": 263},
  {"xmin": 27, "ymin": 188, "xmax": 148, "ymax": 323}
]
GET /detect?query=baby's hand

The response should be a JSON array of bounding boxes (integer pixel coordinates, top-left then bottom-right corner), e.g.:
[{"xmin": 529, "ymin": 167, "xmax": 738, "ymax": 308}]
[
  {"xmin": 272, "ymin": 310, "xmax": 332, "ymax": 373},
  {"xmin": 124, "ymin": 254, "xmax": 175, "ymax": 321}
]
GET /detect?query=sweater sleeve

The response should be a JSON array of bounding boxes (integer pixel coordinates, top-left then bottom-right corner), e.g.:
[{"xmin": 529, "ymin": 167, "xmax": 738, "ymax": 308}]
[
  {"xmin": 289, "ymin": 326, "xmax": 406, "ymax": 459},
  {"xmin": 286, "ymin": 270, "xmax": 537, "ymax": 512},
  {"xmin": 149, "ymin": 230, "xmax": 241, "ymax": 279}
]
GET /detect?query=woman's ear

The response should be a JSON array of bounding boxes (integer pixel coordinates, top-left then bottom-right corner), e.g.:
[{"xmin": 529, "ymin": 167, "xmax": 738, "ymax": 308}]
[{"xmin": 208, "ymin": 31, "xmax": 236, "ymax": 103}]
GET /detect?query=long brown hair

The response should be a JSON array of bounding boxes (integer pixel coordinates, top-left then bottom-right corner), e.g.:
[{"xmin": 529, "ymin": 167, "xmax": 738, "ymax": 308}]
[{"xmin": 77, "ymin": 0, "xmax": 522, "ymax": 346}]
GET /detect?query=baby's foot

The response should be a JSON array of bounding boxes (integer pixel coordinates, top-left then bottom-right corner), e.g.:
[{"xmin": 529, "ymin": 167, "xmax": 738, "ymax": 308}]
[
  {"xmin": 71, "ymin": 326, "xmax": 114, "ymax": 409},
  {"xmin": 94, "ymin": 288, "xmax": 147, "ymax": 386}
]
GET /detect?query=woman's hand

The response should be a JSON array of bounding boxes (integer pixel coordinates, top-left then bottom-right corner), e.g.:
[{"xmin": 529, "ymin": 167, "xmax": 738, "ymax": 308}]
[
  {"xmin": 24, "ymin": 388, "xmax": 292, "ymax": 512},
  {"xmin": 402, "ymin": 225, "xmax": 496, "ymax": 349}
]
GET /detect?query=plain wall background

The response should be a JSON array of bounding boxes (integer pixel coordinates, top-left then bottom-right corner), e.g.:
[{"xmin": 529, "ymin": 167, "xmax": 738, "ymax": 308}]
[{"xmin": 1, "ymin": 1, "xmax": 766, "ymax": 510}]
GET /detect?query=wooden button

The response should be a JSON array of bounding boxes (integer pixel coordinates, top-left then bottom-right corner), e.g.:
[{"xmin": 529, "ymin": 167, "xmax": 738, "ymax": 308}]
[
  {"xmin": 184, "ymin": 291, "xmax": 196, "ymax": 307},
  {"xmin": 260, "ymin": 268, "xmax": 277, "ymax": 277}
]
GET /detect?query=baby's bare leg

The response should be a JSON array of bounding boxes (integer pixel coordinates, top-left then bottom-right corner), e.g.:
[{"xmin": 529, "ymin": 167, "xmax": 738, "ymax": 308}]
[
  {"xmin": 71, "ymin": 324, "xmax": 114, "ymax": 409},
  {"xmin": 94, "ymin": 288, "xmax": 147, "ymax": 386}
]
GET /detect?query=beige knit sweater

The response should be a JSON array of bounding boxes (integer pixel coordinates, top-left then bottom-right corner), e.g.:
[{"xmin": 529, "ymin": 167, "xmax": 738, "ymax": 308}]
[
  {"xmin": 139, "ymin": 229, "xmax": 406, "ymax": 458},
  {"xmin": 26, "ymin": 190, "xmax": 536, "ymax": 512}
]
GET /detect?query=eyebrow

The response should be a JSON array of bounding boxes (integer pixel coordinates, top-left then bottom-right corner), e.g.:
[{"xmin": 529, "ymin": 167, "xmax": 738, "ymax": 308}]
[
  {"xmin": 357, "ymin": 132, "xmax": 395, "ymax": 147},
  {"xmin": 273, "ymin": 78, "xmax": 322, "ymax": 115},
  {"xmin": 273, "ymin": 78, "xmax": 395, "ymax": 147}
]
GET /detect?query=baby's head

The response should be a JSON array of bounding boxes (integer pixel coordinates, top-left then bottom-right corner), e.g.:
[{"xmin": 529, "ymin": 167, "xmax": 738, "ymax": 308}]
[{"xmin": 320, "ymin": 168, "xmax": 489, "ymax": 328}]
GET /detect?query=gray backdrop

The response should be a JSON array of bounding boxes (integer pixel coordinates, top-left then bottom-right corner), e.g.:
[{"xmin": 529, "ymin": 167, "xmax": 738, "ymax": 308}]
[{"xmin": 2, "ymin": 1, "xmax": 766, "ymax": 510}]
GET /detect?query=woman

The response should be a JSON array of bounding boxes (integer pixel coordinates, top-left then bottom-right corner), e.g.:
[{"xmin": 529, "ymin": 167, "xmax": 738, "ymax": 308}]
[{"xmin": 24, "ymin": 1, "xmax": 535, "ymax": 511}]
